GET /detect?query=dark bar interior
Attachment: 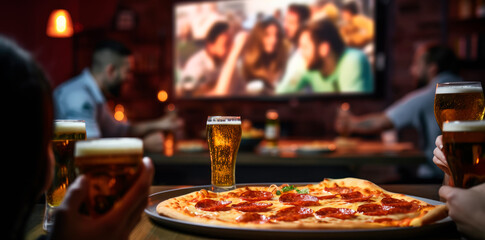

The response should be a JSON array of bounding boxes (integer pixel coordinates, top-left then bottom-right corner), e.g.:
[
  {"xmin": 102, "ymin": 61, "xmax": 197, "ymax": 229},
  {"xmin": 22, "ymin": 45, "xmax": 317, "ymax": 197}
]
[{"xmin": 2, "ymin": 0, "xmax": 485, "ymax": 239}]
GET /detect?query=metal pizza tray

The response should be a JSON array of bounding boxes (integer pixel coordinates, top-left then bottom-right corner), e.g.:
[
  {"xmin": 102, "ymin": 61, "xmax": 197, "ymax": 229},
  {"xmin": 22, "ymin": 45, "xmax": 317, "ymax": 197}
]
[{"xmin": 145, "ymin": 184, "xmax": 456, "ymax": 240}]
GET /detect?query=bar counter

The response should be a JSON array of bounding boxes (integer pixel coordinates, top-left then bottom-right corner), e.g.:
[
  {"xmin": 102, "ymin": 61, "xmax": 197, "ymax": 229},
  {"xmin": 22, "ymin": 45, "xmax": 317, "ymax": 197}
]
[
  {"xmin": 149, "ymin": 139, "xmax": 427, "ymax": 184},
  {"xmin": 26, "ymin": 184, "xmax": 461, "ymax": 240}
]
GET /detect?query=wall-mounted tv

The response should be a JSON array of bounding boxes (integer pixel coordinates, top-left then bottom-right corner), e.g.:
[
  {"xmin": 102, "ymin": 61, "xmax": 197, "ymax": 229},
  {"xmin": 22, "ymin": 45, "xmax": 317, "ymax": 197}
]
[{"xmin": 174, "ymin": 0, "xmax": 387, "ymax": 99}]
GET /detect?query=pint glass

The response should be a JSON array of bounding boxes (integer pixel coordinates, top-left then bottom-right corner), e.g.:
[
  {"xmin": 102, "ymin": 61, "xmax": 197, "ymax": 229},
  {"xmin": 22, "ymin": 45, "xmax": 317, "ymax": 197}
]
[
  {"xmin": 434, "ymin": 81, "xmax": 485, "ymax": 130},
  {"xmin": 206, "ymin": 116, "xmax": 242, "ymax": 192},
  {"xmin": 74, "ymin": 138, "xmax": 143, "ymax": 216},
  {"xmin": 443, "ymin": 120, "xmax": 485, "ymax": 188},
  {"xmin": 44, "ymin": 120, "xmax": 86, "ymax": 231}
]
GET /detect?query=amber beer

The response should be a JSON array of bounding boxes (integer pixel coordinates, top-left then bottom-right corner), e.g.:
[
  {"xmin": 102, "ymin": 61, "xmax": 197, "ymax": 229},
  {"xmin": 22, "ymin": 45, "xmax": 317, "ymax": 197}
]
[
  {"xmin": 443, "ymin": 121, "xmax": 485, "ymax": 188},
  {"xmin": 74, "ymin": 138, "xmax": 143, "ymax": 216},
  {"xmin": 206, "ymin": 116, "xmax": 242, "ymax": 191},
  {"xmin": 44, "ymin": 120, "xmax": 86, "ymax": 231},
  {"xmin": 434, "ymin": 82, "xmax": 485, "ymax": 130}
]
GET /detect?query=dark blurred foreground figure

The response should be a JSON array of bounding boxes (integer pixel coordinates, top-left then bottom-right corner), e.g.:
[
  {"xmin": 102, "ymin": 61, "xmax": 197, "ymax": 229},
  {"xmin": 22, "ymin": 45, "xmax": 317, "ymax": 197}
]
[
  {"xmin": 335, "ymin": 44, "xmax": 462, "ymax": 178},
  {"xmin": 1, "ymin": 35, "xmax": 154, "ymax": 240}
]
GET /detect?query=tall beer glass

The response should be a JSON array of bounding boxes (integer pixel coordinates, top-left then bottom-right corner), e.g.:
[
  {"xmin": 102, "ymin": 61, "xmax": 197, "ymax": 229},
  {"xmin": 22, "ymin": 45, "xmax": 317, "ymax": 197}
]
[
  {"xmin": 74, "ymin": 138, "xmax": 143, "ymax": 217},
  {"xmin": 443, "ymin": 120, "xmax": 485, "ymax": 188},
  {"xmin": 434, "ymin": 81, "xmax": 485, "ymax": 130},
  {"xmin": 44, "ymin": 120, "xmax": 86, "ymax": 231},
  {"xmin": 206, "ymin": 116, "xmax": 242, "ymax": 192}
]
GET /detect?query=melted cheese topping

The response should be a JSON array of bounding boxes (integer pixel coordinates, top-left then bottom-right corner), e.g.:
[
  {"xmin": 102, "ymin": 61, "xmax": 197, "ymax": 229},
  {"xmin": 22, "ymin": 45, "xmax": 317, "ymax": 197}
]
[{"xmin": 159, "ymin": 180, "xmax": 436, "ymax": 228}]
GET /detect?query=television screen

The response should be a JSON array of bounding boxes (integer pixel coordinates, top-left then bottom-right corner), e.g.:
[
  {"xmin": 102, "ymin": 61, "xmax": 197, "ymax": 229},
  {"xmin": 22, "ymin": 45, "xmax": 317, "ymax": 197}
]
[{"xmin": 174, "ymin": 0, "xmax": 377, "ymax": 99}]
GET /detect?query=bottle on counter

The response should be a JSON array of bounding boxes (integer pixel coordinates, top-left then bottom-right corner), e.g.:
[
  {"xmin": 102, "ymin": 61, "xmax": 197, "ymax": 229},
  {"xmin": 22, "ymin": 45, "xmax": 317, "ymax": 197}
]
[{"xmin": 265, "ymin": 109, "xmax": 279, "ymax": 148}]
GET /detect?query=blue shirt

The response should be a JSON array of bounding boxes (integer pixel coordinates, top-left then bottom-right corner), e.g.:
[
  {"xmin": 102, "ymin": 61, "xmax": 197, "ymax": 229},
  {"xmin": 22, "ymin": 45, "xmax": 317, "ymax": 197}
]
[
  {"xmin": 385, "ymin": 72, "xmax": 462, "ymax": 176},
  {"xmin": 53, "ymin": 69, "xmax": 130, "ymax": 138}
]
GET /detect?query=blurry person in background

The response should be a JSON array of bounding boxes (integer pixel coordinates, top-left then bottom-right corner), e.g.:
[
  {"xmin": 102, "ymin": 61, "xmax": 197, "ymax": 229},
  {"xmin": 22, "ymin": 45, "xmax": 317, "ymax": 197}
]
[
  {"xmin": 241, "ymin": 17, "xmax": 289, "ymax": 94},
  {"xmin": 213, "ymin": 17, "xmax": 289, "ymax": 96},
  {"xmin": 283, "ymin": 4, "xmax": 311, "ymax": 47},
  {"xmin": 335, "ymin": 44, "xmax": 462, "ymax": 179},
  {"xmin": 175, "ymin": 17, "xmax": 198, "ymax": 70},
  {"xmin": 54, "ymin": 40, "xmax": 182, "ymax": 152},
  {"xmin": 311, "ymin": 0, "xmax": 340, "ymax": 23},
  {"xmin": 1, "ymin": 35, "xmax": 154, "ymax": 240},
  {"xmin": 276, "ymin": 4, "xmax": 311, "ymax": 94},
  {"xmin": 177, "ymin": 21, "xmax": 230, "ymax": 96},
  {"xmin": 340, "ymin": 1, "xmax": 374, "ymax": 48},
  {"xmin": 287, "ymin": 18, "xmax": 372, "ymax": 93},
  {"xmin": 433, "ymin": 135, "xmax": 485, "ymax": 240}
]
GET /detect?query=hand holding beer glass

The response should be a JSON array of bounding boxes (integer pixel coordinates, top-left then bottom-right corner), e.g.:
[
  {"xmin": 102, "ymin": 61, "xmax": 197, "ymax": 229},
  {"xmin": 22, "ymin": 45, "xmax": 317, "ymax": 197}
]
[
  {"xmin": 44, "ymin": 120, "xmax": 86, "ymax": 231},
  {"xmin": 74, "ymin": 138, "xmax": 143, "ymax": 216},
  {"xmin": 434, "ymin": 81, "xmax": 485, "ymax": 188},
  {"xmin": 442, "ymin": 121, "xmax": 485, "ymax": 188},
  {"xmin": 206, "ymin": 116, "xmax": 242, "ymax": 192}
]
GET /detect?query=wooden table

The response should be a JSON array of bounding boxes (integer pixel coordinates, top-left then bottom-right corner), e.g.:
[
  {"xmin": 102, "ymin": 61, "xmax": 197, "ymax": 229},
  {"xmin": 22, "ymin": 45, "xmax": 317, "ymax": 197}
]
[{"xmin": 26, "ymin": 184, "xmax": 461, "ymax": 240}]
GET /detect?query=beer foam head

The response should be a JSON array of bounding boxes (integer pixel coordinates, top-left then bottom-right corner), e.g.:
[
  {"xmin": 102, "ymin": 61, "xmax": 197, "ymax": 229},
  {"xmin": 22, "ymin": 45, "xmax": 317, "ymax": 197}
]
[
  {"xmin": 207, "ymin": 116, "xmax": 241, "ymax": 125},
  {"xmin": 436, "ymin": 84, "xmax": 483, "ymax": 94},
  {"xmin": 75, "ymin": 138, "xmax": 143, "ymax": 157},
  {"xmin": 54, "ymin": 120, "xmax": 86, "ymax": 134},
  {"xmin": 443, "ymin": 120, "xmax": 485, "ymax": 132}
]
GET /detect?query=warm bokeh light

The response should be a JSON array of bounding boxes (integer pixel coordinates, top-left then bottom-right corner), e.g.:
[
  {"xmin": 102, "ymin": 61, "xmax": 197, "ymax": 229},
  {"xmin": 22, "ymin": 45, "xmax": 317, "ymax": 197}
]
[
  {"xmin": 114, "ymin": 111, "xmax": 125, "ymax": 121},
  {"xmin": 115, "ymin": 104, "xmax": 124, "ymax": 112},
  {"xmin": 158, "ymin": 90, "xmax": 168, "ymax": 102},
  {"xmin": 341, "ymin": 102, "xmax": 350, "ymax": 111},
  {"xmin": 114, "ymin": 104, "xmax": 126, "ymax": 122},
  {"xmin": 167, "ymin": 103, "xmax": 176, "ymax": 112},
  {"xmin": 266, "ymin": 110, "xmax": 279, "ymax": 120},
  {"xmin": 46, "ymin": 9, "xmax": 73, "ymax": 38}
]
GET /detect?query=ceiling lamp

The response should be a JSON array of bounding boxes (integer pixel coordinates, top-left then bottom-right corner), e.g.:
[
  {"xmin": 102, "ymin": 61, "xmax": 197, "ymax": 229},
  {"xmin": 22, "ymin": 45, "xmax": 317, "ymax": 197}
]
[{"xmin": 46, "ymin": 9, "xmax": 73, "ymax": 38}]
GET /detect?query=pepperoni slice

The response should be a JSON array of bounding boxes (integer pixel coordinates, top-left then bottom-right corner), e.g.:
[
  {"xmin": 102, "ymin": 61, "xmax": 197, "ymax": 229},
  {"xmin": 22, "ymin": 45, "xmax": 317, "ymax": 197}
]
[
  {"xmin": 315, "ymin": 207, "xmax": 356, "ymax": 219},
  {"xmin": 279, "ymin": 193, "xmax": 320, "ymax": 206},
  {"xmin": 239, "ymin": 190, "xmax": 273, "ymax": 201},
  {"xmin": 357, "ymin": 203, "xmax": 388, "ymax": 216},
  {"xmin": 317, "ymin": 194, "xmax": 337, "ymax": 200},
  {"xmin": 385, "ymin": 202, "xmax": 420, "ymax": 214},
  {"xmin": 231, "ymin": 202, "xmax": 273, "ymax": 212},
  {"xmin": 271, "ymin": 206, "xmax": 314, "ymax": 222},
  {"xmin": 341, "ymin": 191, "xmax": 363, "ymax": 199},
  {"xmin": 381, "ymin": 198, "xmax": 420, "ymax": 214},
  {"xmin": 341, "ymin": 192, "xmax": 373, "ymax": 203},
  {"xmin": 195, "ymin": 199, "xmax": 232, "ymax": 211},
  {"xmin": 381, "ymin": 197, "xmax": 406, "ymax": 205},
  {"xmin": 236, "ymin": 212, "xmax": 269, "ymax": 223}
]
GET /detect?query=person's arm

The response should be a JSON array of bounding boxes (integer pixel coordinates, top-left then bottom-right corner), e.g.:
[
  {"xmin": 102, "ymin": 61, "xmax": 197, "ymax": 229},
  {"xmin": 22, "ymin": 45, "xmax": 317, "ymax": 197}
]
[
  {"xmin": 212, "ymin": 32, "xmax": 248, "ymax": 96},
  {"xmin": 50, "ymin": 157, "xmax": 154, "ymax": 240},
  {"xmin": 439, "ymin": 183, "xmax": 485, "ymax": 239},
  {"xmin": 335, "ymin": 110, "xmax": 393, "ymax": 135},
  {"xmin": 128, "ymin": 112, "xmax": 182, "ymax": 137}
]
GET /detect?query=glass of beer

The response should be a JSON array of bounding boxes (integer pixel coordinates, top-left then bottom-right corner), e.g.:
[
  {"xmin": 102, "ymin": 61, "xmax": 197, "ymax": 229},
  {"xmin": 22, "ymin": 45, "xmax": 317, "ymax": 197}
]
[
  {"xmin": 74, "ymin": 138, "xmax": 143, "ymax": 217},
  {"xmin": 206, "ymin": 116, "xmax": 242, "ymax": 192},
  {"xmin": 443, "ymin": 120, "xmax": 485, "ymax": 188},
  {"xmin": 44, "ymin": 120, "xmax": 86, "ymax": 231},
  {"xmin": 434, "ymin": 81, "xmax": 485, "ymax": 130}
]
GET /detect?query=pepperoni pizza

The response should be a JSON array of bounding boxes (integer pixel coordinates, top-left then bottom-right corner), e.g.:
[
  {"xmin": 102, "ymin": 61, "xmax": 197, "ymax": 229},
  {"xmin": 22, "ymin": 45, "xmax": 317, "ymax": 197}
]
[{"xmin": 156, "ymin": 178, "xmax": 448, "ymax": 229}]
